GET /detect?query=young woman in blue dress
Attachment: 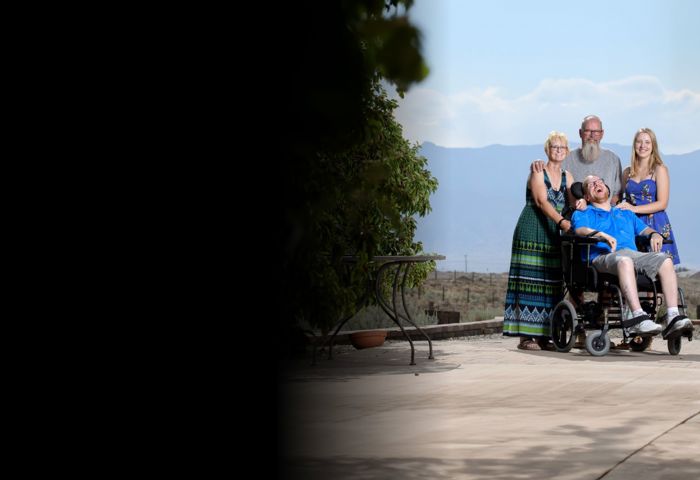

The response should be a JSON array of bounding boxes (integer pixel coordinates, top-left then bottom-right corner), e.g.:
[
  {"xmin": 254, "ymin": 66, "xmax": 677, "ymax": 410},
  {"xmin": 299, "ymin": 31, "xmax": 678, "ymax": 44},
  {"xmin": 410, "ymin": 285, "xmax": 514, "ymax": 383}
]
[{"xmin": 617, "ymin": 128, "xmax": 680, "ymax": 264}]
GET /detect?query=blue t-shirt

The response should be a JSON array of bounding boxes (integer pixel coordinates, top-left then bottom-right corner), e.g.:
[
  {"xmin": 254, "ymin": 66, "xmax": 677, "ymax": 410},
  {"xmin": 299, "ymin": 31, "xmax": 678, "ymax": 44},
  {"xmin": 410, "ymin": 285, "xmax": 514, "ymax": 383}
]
[{"xmin": 571, "ymin": 205, "xmax": 649, "ymax": 260}]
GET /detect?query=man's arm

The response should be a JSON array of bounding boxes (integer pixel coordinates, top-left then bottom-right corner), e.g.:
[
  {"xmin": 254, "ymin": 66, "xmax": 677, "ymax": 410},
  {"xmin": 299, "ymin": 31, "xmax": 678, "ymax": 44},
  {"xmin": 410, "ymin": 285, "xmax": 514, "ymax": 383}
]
[
  {"xmin": 610, "ymin": 153, "xmax": 623, "ymax": 205},
  {"xmin": 574, "ymin": 226, "xmax": 618, "ymax": 252},
  {"xmin": 530, "ymin": 159, "xmax": 545, "ymax": 173},
  {"xmin": 640, "ymin": 227, "xmax": 664, "ymax": 253}
]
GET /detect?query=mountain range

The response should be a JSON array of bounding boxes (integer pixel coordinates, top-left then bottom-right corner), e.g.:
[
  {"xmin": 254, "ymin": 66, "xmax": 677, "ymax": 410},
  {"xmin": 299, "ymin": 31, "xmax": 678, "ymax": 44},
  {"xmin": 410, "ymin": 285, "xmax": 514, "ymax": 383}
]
[{"xmin": 415, "ymin": 142, "xmax": 700, "ymax": 272}]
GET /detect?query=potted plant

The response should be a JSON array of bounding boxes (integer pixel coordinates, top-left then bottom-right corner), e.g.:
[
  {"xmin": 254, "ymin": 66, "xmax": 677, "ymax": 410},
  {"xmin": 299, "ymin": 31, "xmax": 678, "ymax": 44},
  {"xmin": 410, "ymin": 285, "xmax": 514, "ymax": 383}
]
[{"xmin": 349, "ymin": 330, "xmax": 387, "ymax": 350}]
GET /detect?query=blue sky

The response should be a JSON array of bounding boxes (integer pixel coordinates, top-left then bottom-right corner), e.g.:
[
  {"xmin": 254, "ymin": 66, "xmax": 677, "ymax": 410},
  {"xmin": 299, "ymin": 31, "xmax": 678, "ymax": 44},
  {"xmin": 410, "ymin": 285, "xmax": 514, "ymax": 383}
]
[{"xmin": 393, "ymin": 0, "xmax": 700, "ymax": 154}]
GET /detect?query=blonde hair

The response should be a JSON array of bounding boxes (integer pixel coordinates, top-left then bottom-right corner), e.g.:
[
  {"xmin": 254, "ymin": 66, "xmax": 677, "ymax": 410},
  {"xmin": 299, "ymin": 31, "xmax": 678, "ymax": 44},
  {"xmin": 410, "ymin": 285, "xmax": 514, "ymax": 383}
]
[
  {"xmin": 544, "ymin": 131, "xmax": 569, "ymax": 155},
  {"xmin": 629, "ymin": 128, "xmax": 664, "ymax": 177}
]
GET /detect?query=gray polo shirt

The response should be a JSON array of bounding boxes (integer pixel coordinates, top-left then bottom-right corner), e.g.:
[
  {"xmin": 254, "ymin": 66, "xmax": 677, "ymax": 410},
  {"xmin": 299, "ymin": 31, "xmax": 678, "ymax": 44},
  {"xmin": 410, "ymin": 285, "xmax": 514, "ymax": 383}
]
[{"xmin": 564, "ymin": 148, "xmax": 623, "ymax": 200}]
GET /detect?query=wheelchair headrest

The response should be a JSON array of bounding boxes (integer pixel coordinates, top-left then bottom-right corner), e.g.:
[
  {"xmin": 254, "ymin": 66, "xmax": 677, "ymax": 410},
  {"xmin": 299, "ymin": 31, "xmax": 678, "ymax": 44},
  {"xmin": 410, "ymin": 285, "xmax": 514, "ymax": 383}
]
[{"xmin": 571, "ymin": 181, "xmax": 584, "ymax": 199}]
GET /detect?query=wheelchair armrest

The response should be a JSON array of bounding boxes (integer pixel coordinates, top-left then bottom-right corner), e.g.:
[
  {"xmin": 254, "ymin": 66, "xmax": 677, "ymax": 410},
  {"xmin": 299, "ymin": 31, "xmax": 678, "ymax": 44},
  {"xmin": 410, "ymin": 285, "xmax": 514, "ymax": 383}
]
[
  {"xmin": 635, "ymin": 234, "xmax": 673, "ymax": 251},
  {"xmin": 560, "ymin": 233, "xmax": 601, "ymax": 245}
]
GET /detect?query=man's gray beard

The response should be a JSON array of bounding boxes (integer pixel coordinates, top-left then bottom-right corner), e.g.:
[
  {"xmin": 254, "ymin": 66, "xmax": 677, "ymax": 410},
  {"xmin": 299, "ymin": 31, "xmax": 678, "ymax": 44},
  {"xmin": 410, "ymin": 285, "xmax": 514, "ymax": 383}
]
[{"xmin": 581, "ymin": 141, "xmax": 600, "ymax": 162}]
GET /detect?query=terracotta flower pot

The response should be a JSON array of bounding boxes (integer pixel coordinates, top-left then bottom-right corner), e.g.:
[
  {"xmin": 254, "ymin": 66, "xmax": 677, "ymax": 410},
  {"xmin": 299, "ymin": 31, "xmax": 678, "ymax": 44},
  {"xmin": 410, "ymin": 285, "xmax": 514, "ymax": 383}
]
[{"xmin": 350, "ymin": 330, "xmax": 387, "ymax": 350}]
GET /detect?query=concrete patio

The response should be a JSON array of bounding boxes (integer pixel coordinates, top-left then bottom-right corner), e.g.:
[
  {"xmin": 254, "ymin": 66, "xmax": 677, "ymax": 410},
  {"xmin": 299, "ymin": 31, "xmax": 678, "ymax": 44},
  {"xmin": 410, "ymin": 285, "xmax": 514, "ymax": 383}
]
[{"xmin": 279, "ymin": 328, "xmax": 700, "ymax": 479}]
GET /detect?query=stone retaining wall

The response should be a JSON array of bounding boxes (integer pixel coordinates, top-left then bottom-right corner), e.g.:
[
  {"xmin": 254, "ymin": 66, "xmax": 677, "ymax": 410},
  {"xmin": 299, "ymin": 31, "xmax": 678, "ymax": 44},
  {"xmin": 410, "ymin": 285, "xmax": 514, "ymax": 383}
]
[
  {"xmin": 316, "ymin": 318, "xmax": 700, "ymax": 345},
  {"xmin": 319, "ymin": 318, "xmax": 504, "ymax": 345}
]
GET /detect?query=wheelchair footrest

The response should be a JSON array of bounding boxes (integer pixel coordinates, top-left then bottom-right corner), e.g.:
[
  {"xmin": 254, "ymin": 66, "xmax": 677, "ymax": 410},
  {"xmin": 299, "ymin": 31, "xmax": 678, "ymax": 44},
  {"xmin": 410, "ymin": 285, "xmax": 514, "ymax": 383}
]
[
  {"xmin": 661, "ymin": 316, "xmax": 694, "ymax": 339},
  {"xmin": 662, "ymin": 327, "xmax": 695, "ymax": 340},
  {"xmin": 621, "ymin": 315, "xmax": 647, "ymax": 328}
]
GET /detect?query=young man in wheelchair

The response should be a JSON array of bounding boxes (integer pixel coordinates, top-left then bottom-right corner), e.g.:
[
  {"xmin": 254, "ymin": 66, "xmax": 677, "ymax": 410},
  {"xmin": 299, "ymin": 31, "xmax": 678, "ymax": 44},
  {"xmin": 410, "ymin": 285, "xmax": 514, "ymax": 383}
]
[{"xmin": 570, "ymin": 175, "xmax": 693, "ymax": 338}]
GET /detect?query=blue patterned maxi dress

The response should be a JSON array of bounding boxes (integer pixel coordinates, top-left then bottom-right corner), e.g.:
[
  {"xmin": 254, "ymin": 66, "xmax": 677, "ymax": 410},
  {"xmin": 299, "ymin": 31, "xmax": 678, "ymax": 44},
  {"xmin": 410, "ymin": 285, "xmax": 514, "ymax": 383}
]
[
  {"xmin": 625, "ymin": 178, "xmax": 680, "ymax": 264},
  {"xmin": 503, "ymin": 171, "xmax": 567, "ymax": 338}
]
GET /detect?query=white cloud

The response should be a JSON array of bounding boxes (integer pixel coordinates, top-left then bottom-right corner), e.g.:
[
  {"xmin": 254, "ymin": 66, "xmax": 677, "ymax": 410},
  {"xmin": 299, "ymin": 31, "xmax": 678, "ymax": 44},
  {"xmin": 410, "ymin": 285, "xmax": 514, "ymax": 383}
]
[{"xmin": 394, "ymin": 76, "xmax": 700, "ymax": 154}]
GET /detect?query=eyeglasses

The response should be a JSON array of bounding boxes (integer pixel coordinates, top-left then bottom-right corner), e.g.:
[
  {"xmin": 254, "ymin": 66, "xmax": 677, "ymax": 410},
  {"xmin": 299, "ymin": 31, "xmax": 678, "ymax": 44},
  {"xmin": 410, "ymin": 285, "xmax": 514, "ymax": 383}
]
[
  {"xmin": 550, "ymin": 146, "xmax": 567, "ymax": 151},
  {"xmin": 582, "ymin": 129, "xmax": 603, "ymax": 135},
  {"xmin": 587, "ymin": 178, "xmax": 605, "ymax": 188}
]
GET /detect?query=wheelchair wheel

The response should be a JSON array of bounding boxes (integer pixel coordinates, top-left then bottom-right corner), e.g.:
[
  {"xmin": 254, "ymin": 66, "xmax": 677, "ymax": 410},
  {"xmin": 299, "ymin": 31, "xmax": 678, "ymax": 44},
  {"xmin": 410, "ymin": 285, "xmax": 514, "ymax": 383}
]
[
  {"xmin": 586, "ymin": 331, "xmax": 611, "ymax": 356},
  {"xmin": 629, "ymin": 336, "xmax": 652, "ymax": 352},
  {"xmin": 550, "ymin": 300, "xmax": 577, "ymax": 352},
  {"xmin": 667, "ymin": 336, "xmax": 682, "ymax": 356}
]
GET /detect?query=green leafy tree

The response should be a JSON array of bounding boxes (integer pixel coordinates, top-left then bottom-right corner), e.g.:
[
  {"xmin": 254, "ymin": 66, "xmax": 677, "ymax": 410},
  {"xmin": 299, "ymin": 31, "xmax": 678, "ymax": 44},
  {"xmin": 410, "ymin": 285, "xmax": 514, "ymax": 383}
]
[{"xmin": 279, "ymin": 0, "xmax": 436, "ymax": 346}]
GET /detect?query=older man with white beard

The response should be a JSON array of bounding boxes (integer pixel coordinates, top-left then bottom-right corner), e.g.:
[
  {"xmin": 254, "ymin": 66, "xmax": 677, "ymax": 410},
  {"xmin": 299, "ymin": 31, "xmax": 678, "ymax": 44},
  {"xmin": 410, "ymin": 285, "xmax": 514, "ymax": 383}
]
[{"xmin": 532, "ymin": 115, "xmax": 623, "ymax": 204}]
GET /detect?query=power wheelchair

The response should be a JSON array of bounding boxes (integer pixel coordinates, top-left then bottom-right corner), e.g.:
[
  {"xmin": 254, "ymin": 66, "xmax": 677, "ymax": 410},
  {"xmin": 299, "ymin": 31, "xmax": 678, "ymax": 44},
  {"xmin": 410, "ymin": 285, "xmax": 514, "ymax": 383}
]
[{"xmin": 549, "ymin": 183, "xmax": 694, "ymax": 357}]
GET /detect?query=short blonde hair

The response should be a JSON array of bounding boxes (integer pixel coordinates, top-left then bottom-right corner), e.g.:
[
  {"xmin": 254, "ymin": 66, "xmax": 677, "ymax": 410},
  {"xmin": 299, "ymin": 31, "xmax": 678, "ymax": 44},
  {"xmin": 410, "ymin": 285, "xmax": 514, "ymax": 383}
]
[{"xmin": 544, "ymin": 131, "xmax": 569, "ymax": 155}]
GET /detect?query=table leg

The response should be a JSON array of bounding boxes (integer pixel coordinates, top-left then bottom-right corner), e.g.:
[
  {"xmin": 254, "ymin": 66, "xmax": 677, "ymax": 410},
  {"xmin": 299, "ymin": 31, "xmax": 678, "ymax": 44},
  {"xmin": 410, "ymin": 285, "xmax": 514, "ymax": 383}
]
[
  {"xmin": 311, "ymin": 293, "xmax": 368, "ymax": 365},
  {"xmin": 375, "ymin": 262, "xmax": 417, "ymax": 364},
  {"xmin": 375, "ymin": 261, "xmax": 434, "ymax": 365},
  {"xmin": 397, "ymin": 263, "xmax": 434, "ymax": 360}
]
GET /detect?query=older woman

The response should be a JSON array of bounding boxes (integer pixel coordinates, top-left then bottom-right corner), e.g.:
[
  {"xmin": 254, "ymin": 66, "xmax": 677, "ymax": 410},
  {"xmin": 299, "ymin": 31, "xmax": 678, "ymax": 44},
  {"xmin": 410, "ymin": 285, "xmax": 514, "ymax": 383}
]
[{"xmin": 504, "ymin": 132, "xmax": 575, "ymax": 350}]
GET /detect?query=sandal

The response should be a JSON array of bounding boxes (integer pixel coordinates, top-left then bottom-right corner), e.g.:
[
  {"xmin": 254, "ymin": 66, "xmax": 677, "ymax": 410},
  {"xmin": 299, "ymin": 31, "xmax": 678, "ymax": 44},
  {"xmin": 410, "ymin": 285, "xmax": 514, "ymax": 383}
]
[{"xmin": 517, "ymin": 339, "xmax": 541, "ymax": 351}]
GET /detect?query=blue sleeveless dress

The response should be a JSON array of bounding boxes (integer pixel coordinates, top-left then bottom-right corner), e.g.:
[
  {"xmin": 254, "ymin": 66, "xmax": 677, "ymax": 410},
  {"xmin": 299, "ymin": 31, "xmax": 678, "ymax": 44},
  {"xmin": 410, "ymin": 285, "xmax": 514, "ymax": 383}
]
[{"xmin": 625, "ymin": 178, "xmax": 680, "ymax": 264}]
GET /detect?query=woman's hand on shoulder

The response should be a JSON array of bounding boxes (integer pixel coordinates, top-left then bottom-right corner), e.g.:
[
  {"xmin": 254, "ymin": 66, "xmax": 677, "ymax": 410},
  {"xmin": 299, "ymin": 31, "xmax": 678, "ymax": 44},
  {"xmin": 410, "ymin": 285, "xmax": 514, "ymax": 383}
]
[{"xmin": 616, "ymin": 201, "xmax": 634, "ymax": 212}]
